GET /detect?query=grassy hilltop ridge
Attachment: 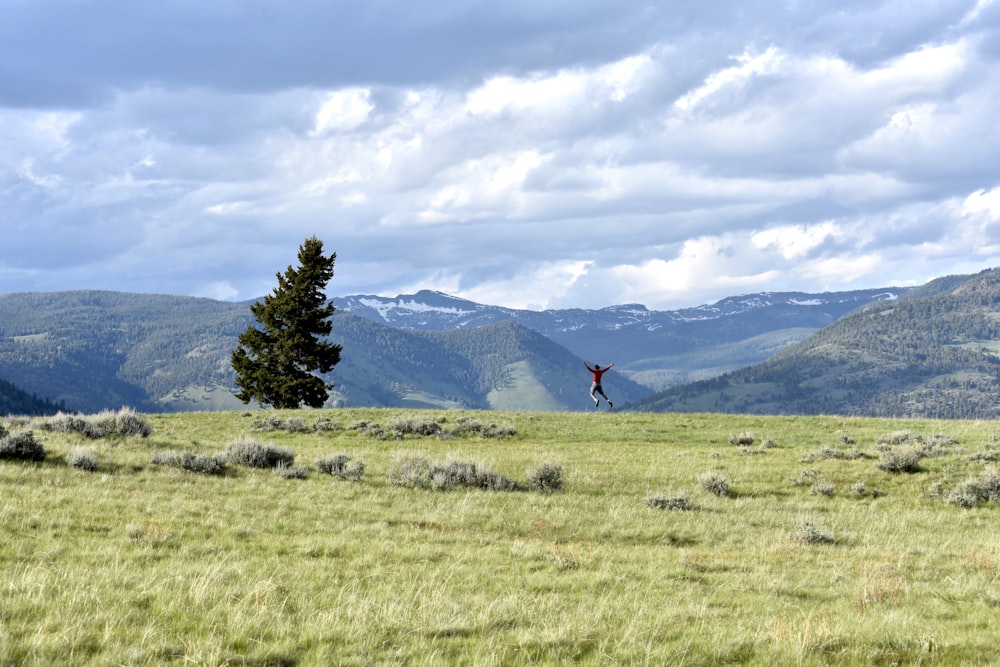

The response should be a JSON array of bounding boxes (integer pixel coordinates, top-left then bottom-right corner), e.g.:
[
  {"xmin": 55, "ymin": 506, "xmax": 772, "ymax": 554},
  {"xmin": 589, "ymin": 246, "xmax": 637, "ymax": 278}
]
[{"xmin": 3, "ymin": 407, "xmax": 1000, "ymax": 665}]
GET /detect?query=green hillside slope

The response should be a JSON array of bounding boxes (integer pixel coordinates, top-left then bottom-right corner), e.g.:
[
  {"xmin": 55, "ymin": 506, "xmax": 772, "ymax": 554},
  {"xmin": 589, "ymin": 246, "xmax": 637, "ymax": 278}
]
[
  {"xmin": 421, "ymin": 320, "xmax": 650, "ymax": 410},
  {"xmin": 634, "ymin": 268, "xmax": 1000, "ymax": 418}
]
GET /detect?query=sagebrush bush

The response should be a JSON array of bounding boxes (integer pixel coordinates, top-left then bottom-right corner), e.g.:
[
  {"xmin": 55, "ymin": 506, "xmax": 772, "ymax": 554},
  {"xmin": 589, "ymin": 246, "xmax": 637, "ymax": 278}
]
[
  {"xmin": 226, "ymin": 436, "xmax": 295, "ymax": 469},
  {"xmin": 110, "ymin": 409, "xmax": 153, "ymax": 438},
  {"xmin": 273, "ymin": 462, "xmax": 309, "ymax": 480},
  {"xmin": 0, "ymin": 431, "xmax": 46, "ymax": 462},
  {"xmin": 251, "ymin": 415, "xmax": 309, "ymax": 433},
  {"xmin": 795, "ymin": 521, "xmax": 834, "ymax": 544},
  {"xmin": 388, "ymin": 452, "xmax": 433, "ymax": 488},
  {"xmin": 151, "ymin": 450, "xmax": 228, "ymax": 475},
  {"xmin": 526, "ymin": 462, "xmax": 564, "ymax": 493},
  {"xmin": 388, "ymin": 415, "xmax": 442, "ymax": 437},
  {"xmin": 877, "ymin": 430, "xmax": 915, "ymax": 446},
  {"xmin": 315, "ymin": 453, "xmax": 365, "ymax": 481},
  {"xmin": 66, "ymin": 447, "xmax": 98, "ymax": 472},
  {"xmin": 811, "ymin": 480, "xmax": 836, "ymax": 497},
  {"xmin": 429, "ymin": 459, "xmax": 519, "ymax": 491},
  {"xmin": 877, "ymin": 445, "xmax": 924, "ymax": 474},
  {"xmin": 449, "ymin": 418, "xmax": 517, "ymax": 439},
  {"xmin": 698, "ymin": 470, "xmax": 729, "ymax": 497},
  {"xmin": 352, "ymin": 420, "xmax": 386, "ymax": 438},
  {"xmin": 801, "ymin": 446, "xmax": 869, "ymax": 463},
  {"xmin": 312, "ymin": 418, "xmax": 341, "ymax": 432},
  {"xmin": 644, "ymin": 493, "xmax": 696, "ymax": 511},
  {"xmin": 945, "ymin": 470, "xmax": 1000, "ymax": 507},
  {"xmin": 36, "ymin": 408, "xmax": 151, "ymax": 439},
  {"xmin": 792, "ymin": 469, "xmax": 820, "ymax": 486},
  {"xmin": 850, "ymin": 482, "xmax": 884, "ymax": 498},
  {"xmin": 388, "ymin": 453, "xmax": 518, "ymax": 491}
]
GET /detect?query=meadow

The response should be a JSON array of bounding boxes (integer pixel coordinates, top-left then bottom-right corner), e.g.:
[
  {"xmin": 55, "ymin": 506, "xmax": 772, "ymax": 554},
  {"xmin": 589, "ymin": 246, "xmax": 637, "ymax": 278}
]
[{"xmin": 2, "ymin": 408, "xmax": 1000, "ymax": 665}]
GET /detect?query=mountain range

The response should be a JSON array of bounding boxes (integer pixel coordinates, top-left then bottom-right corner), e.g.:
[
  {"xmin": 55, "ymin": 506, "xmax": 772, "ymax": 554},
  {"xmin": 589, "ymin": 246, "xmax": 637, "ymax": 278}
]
[
  {"xmin": 333, "ymin": 287, "xmax": 905, "ymax": 390},
  {"xmin": 635, "ymin": 268, "xmax": 1000, "ymax": 419},
  {"xmin": 0, "ymin": 285, "xmax": 903, "ymax": 415}
]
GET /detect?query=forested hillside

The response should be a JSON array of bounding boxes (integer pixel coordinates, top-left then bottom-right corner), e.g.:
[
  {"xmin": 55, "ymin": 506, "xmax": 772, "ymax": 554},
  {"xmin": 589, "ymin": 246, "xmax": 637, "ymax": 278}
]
[
  {"xmin": 634, "ymin": 268, "xmax": 1000, "ymax": 418},
  {"xmin": 0, "ymin": 291, "xmax": 640, "ymax": 413},
  {"xmin": 0, "ymin": 377, "xmax": 64, "ymax": 415}
]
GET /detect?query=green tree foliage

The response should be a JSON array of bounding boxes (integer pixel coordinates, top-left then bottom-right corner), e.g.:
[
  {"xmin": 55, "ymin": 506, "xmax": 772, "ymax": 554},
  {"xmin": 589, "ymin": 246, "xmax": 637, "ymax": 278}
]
[{"xmin": 231, "ymin": 236, "xmax": 342, "ymax": 408}]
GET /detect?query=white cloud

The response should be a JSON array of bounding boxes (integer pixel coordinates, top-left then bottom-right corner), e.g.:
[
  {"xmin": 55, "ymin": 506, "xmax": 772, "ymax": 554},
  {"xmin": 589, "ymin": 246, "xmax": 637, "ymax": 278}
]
[
  {"xmin": 456, "ymin": 260, "xmax": 593, "ymax": 310},
  {"xmin": 964, "ymin": 186, "xmax": 1000, "ymax": 218},
  {"xmin": 752, "ymin": 222, "xmax": 842, "ymax": 260},
  {"xmin": 195, "ymin": 281, "xmax": 240, "ymax": 301},
  {"xmin": 312, "ymin": 88, "xmax": 373, "ymax": 134},
  {"xmin": 466, "ymin": 53, "xmax": 651, "ymax": 117},
  {"xmin": 674, "ymin": 46, "xmax": 784, "ymax": 112}
]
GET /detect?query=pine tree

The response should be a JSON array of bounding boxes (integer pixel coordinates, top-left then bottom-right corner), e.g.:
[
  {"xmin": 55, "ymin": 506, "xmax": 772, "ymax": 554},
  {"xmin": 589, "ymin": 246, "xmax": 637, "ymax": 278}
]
[{"xmin": 231, "ymin": 236, "xmax": 342, "ymax": 408}]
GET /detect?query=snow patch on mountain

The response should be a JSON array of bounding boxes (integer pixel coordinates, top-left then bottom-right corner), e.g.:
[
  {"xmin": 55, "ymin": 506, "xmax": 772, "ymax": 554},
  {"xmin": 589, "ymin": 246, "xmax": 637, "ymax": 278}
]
[{"xmin": 358, "ymin": 297, "xmax": 474, "ymax": 319}]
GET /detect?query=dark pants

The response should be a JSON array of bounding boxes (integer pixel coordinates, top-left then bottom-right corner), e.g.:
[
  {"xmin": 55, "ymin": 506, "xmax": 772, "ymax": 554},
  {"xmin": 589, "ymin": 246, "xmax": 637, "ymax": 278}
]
[{"xmin": 591, "ymin": 383, "xmax": 608, "ymax": 401}]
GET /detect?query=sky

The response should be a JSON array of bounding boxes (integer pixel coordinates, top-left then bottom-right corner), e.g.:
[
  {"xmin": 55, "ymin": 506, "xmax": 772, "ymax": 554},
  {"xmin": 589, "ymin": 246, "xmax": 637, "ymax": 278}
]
[{"xmin": 3, "ymin": 0, "xmax": 1000, "ymax": 311}]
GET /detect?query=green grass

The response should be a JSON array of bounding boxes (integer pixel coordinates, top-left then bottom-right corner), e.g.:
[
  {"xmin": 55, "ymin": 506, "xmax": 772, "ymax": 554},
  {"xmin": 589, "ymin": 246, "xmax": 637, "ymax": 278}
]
[{"xmin": 3, "ymin": 409, "xmax": 1000, "ymax": 665}]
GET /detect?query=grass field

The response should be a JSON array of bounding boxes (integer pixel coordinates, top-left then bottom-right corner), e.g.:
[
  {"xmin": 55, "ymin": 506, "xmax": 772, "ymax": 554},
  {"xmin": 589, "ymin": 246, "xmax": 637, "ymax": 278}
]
[{"xmin": 3, "ymin": 408, "xmax": 1000, "ymax": 665}]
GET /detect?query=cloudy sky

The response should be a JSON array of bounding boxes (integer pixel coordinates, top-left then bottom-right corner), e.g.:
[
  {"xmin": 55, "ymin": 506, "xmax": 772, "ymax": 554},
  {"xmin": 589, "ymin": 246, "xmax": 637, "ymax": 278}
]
[{"xmin": 3, "ymin": 0, "xmax": 1000, "ymax": 310}]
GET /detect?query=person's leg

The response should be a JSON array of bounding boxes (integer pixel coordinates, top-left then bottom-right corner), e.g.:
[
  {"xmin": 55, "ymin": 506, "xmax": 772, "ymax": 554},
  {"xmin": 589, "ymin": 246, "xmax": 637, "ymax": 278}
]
[
  {"xmin": 596, "ymin": 386, "xmax": 613, "ymax": 408},
  {"xmin": 590, "ymin": 383, "xmax": 600, "ymax": 407}
]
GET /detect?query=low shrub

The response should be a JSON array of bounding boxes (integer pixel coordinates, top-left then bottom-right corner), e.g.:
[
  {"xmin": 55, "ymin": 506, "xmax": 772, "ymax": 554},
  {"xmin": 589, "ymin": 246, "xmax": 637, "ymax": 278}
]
[
  {"xmin": 151, "ymin": 450, "xmax": 229, "ymax": 476},
  {"xmin": 801, "ymin": 446, "xmax": 870, "ymax": 463},
  {"xmin": 792, "ymin": 469, "xmax": 820, "ymax": 486},
  {"xmin": 945, "ymin": 470, "xmax": 1000, "ymax": 508},
  {"xmin": 0, "ymin": 431, "xmax": 46, "ymax": 462},
  {"xmin": 388, "ymin": 415, "xmax": 442, "ymax": 437},
  {"xmin": 312, "ymin": 418, "xmax": 342, "ymax": 433},
  {"xmin": 35, "ymin": 408, "xmax": 151, "ymax": 439},
  {"xmin": 273, "ymin": 462, "xmax": 309, "ymax": 480},
  {"xmin": 226, "ymin": 437, "xmax": 295, "ymax": 469},
  {"xmin": 526, "ymin": 462, "xmax": 564, "ymax": 493},
  {"xmin": 449, "ymin": 418, "xmax": 517, "ymax": 439},
  {"xmin": 850, "ymin": 482, "xmax": 884, "ymax": 498},
  {"xmin": 969, "ymin": 447, "xmax": 1000, "ymax": 463},
  {"xmin": 429, "ymin": 460, "xmax": 519, "ymax": 491},
  {"xmin": 876, "ymin": 446, "xmax": 924, "ymax": 474},
  {"xmin": 875, "ymin": 432, "xmax": 957, "ymax": 459},
  {"xmin": 388, "ymin": 452, "xmax": 432, "ymax": 488},
  {"xmin": 698, "ymin": 470, "xmax": 729, "ymax": 497},
  {"xmin": 66, "ymin": 447, "xmax": 98, "ymax": 472},
  {"xmin": 251, "ymin": 415, "xmax": 309, "ymax": 433},
  {"xmin": 811, "ymin": 480, "xmax": 836, "ymax": 497},
  {"xmin": 877, "ymin": 430, "xmax": 915, "ymax": 446},
  {"xmin": 795, "ymin": 521, "xmax": 834, "ymax": 545},
  {"xmin": 351, "ymin": 420, "xmax": 386, "ymax": 438},
  {"xmin": 110, "ymin": 409, "xmax": 153, "ymax": 438},
  {"xmin": 644, "ymin": 493, "xmax": 696, "ymax": 511},
  {"xmin": 315, "ymin": 454, "xmax": 365, "ymax": 481},
  {"xmin": 388, "ymin": 453, "xmax": 519, "ymax": 491},
  {"xmin": 729, "ymin": 432, "xmax": 755, "ymax": 447}
]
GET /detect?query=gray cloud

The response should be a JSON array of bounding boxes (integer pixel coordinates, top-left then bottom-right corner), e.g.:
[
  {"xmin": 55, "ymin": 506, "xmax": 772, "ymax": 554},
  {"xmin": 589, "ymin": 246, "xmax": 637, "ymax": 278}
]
[{"xmin": 2, "ymin": 0, "xmax": 1000, "ymax": 309}]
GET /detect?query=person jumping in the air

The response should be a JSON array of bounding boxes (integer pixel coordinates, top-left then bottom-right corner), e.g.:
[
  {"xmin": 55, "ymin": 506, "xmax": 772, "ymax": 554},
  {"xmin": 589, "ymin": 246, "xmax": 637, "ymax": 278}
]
[{"xmin": 584, "ymin": 360, "xmax": 615, "ymax": 409}]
